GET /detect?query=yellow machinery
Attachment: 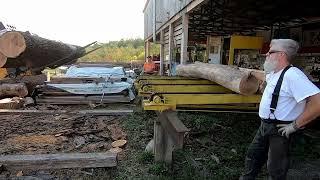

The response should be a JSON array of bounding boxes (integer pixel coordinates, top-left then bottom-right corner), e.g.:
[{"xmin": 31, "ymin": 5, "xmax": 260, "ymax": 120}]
[
  {"xmin": 137, "ymin": 35, "xmax": 264, "ymax": 112},
  {"xmin": 136, "ymin": 75, "xmax": 261, "ymax": 112}
]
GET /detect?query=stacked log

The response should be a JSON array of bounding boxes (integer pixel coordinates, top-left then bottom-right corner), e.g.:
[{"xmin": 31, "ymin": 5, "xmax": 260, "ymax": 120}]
[
  {"xmin": 0, "ymin": 74, "xmax": 46, "ymax": 94},
  {"xmin": 0, "ymin": 31, "xmax": 86, "ymax": 71},
  {"xmin": 176, "ymin": 62, "xmax": 265, "ymax": 95},
  {"xmin": 0, "ymin": 83, "xmax": 28, "ymax": 97}
]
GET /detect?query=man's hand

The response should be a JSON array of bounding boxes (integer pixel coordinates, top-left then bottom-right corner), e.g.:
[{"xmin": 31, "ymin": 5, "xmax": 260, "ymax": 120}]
[{"xmin": 277, "ymin": 121, "xmax": 299, "ymax": 138}]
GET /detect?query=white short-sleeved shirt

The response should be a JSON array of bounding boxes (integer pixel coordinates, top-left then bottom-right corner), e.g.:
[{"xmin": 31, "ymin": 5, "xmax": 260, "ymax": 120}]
[{"xmin": 259, "ymin": 67, "xmax": 320, "ymax": 121}]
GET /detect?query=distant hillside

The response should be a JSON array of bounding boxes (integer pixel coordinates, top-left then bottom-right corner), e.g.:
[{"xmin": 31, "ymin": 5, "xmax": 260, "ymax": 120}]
[{"xmin": 79, "ymin": 38, "xmax": 159, "ymax": 62}]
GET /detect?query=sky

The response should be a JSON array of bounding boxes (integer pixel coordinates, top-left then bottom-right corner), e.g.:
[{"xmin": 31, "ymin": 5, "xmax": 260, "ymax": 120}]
[{"xmin": 0, "ymin": 0, "xmax": 147, "ymax": 46}]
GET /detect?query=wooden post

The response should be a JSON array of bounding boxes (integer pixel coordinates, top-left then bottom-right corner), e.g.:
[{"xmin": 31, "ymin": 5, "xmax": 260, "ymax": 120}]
[
  {"xmin": 145, "ymin": 41, "xmax": 151, "ymax": 60},
  {"xmin": 160, "ymin": 30, "xmax": 164, "ymax": 75},
  {"xmin": 180, "ymin": 13, "xmax": 189, "ymax": 65},
  {"xmin": 168, "ymin": 23, "xmax": 174, "ymax": 76},
  {"xmin": 154, "ymin": 110, "xmax": 189, "ymax": 163},
  {"xmin": 154, "ymin": 119, "xmax": 165, "ymax": 161}
]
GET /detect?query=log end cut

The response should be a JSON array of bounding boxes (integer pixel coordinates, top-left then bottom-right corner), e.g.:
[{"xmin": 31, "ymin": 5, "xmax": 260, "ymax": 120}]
[
  {"xmin": 0, "ymin": 31, "xmax": 26, "ymax": 58},
  {"xmin": 0, "ymin": 52, "xmax": 7, "ymax": 67},
  {"xmin": 239, "ymin": 73, "xmax": 260, "ymax": 95}
]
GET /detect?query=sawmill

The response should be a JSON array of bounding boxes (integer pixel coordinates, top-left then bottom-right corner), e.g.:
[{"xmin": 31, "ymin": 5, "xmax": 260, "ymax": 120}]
[
  {"xmin": 0, "ymin": 0, "xmax": 319, "ymax": 179},
  {"xmin": 142, "ymin": 0, "xmax": 320, "ymax": 163}
]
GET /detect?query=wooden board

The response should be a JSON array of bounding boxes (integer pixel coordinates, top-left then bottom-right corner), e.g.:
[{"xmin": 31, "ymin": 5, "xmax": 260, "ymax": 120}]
[
  {"xmin": 0, "ymin": 109, "xmax": 133, "ymax": 115},
  {"xmin": 49, "ymin": 77, "xmax": 106, "ymax": 84},
  {"xmin": 0, "ymin": 152, "xmax": 117, "ymax": 170},
  {"xmin": 35, "ymin": 95, "xmax": 131, "ymax": 104}
]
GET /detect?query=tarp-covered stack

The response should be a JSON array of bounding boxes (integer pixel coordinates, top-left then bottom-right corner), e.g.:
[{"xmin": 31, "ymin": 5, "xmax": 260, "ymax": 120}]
[{"xmin": 35, "ymin": 65, "xmax": 135, "ymax": 105}]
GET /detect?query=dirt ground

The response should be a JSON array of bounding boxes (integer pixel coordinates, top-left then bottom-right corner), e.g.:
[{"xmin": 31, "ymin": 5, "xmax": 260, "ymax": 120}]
[{"xmin": 0, "ymin": 106, "xmax": 319, "ymax": 180}]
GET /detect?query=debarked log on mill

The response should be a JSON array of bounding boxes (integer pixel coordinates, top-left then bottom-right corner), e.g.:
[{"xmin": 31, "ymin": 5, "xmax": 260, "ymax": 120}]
[{"xmin": 176, "ymin": 62, "xmax": 265, "ymax": 95}]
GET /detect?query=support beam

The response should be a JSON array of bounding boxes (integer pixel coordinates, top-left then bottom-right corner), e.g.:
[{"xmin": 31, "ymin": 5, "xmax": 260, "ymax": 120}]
[
  {"xmin": 159, "ymin": 30, "xmax": 164, "ymax": 75},
  {"xmin": 145, "ymin": 41, "xmax": 151, "ymax": 60},
  {"xmin": 180, "ymin": 13, "xmax": 189, "ymax": 65},
  {"xmin": 168, "ymin": 23, "xmax": 174, "ymax": 76}
]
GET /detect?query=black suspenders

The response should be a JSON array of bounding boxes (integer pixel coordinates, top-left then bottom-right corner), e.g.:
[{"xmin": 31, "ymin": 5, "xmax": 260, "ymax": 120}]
[{"xmin": 269, "ymin": 65, "xmax": 292, "ymax": 119}]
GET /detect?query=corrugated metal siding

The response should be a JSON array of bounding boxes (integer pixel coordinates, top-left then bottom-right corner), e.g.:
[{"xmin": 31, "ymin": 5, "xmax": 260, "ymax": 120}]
[
  {"xmin": 144, "ymin": 0, "xmax": 192, "ymax": 39},
  {"xmin": 173, "ymin": 19, "xmax": 183, "ymax": 47}
]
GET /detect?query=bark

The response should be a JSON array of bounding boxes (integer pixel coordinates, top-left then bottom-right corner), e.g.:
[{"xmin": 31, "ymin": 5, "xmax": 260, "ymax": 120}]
[
  {"xmin": 0, "ymin": 31, "xmax": 85, "ymax": 72},
  {"xmin": 176, "ymin": 62, "xmax": 260, "ymax": 95},
  {"xmin": 0, "ymin": 83, "xmax": 28, "ymax": 97},
  {"xmin": 0, "ymin": 74, "xmax": 46, "ymax": 93}
]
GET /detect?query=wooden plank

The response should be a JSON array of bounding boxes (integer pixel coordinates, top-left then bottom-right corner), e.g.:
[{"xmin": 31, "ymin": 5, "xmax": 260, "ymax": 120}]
[
  {"xmin": 0, "ymin": 109, "xmax": 133, "ymax": 115},
  {"xmin": 36, "ymin": 95, "xmax": 131, "ymax": 104},
  {"xmin": 49, "ymin": 77, "xmax": 106, "ymax": 84},
  {"xmin": 159, "ymin": 111, "xmax": 189, "ymax": 149},
  {"xmin": 36, "ymin": 99, "xmax": 130, "ymax": 105},
  {"xmin": 0, "ymin": 152, "xmax": 117, "ymax": 170}
]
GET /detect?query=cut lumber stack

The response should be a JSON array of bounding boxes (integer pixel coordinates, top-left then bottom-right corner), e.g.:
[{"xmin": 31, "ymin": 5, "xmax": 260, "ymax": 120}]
[
  {"xmin": 35, "ymin": 85, "xmax": 131, "ymax": 105},
  {"xmin": 0, "ymin": 31, "xmax": 86, "ymax": 71},
  {"xmin": 176, "ymin": 62, "xmax": 265, "ymax": 95}
]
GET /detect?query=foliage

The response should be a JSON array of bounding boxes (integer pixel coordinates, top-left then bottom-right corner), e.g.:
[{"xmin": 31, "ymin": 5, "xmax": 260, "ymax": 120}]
[{"xmin": 79, "ymin": 38, "xmax": 160, "ymax": 62}]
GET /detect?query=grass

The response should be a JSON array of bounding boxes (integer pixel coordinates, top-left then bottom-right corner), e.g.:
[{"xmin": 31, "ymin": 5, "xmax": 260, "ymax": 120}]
[
  {"xmin": 50, "ymin": 111, "xmax": 320, "ymax": 179},
  {"xmin": 114, "ymin": 111, "xmax": 261, "ymax": 180}
]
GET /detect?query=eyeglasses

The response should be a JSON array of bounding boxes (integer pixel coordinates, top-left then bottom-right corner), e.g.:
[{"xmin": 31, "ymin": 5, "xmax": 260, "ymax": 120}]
[{"xmin": 266, "ymin": 50, "xmax": 284, "ymax": 56}]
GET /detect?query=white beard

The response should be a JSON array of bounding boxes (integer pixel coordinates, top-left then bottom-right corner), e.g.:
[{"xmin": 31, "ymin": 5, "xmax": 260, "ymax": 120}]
[{"xmin": 263, "ymin": 57, "xmax": 278, "ymax": 74}]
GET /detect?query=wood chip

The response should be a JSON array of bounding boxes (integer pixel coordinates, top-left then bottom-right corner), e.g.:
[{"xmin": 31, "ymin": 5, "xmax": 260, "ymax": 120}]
[
  {"xmin": 108, "ymin": 147, "xmax": 123, "ymax": 154},
  {"xmin": 107, "ymin": 123, "xmax": 127, "ymax": 140},
  {"xmin": 111, "ymin": 140, "xmax": 127, "ymax": 148},
  {"xmin": 16, "ymin": 170, "xmax": 23, "ymax": 177}
]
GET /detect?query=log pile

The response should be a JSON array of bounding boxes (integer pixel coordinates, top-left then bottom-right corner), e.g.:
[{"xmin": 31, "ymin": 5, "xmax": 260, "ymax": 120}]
[
  {"xmin": 176, "ymin": 62, "xmax": 265, "ymax": 95},
  {"xmin": 0, "ymin": 31, "xmax": 86, "ymax": 71},
  {"xmin": 0, "ymin": 83, "xmax": 28, "ymax": 97},
  {"xmin": 0, "ymin": 74, "xmax": 46, "ymax": 93}
]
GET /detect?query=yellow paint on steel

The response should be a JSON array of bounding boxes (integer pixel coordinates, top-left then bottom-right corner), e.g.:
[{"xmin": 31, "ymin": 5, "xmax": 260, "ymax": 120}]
[
  {"xmin": 139, "ymin": 79, "xmax": 216, "ymax": 85},
  {"xmin": 178, "ymin": 104, "xmax": 259, "ymax": 110},
  {"xmin": 228, "ymin": 35, "xmax": 264, "ymax": 65},
  {"xmin": 140, "ymin": 84, "xmax": 232, "ymax": 94},
  {"xmin": 153, "ymin": 94, "xmax": 261, "ymax": 105},
  {"xmin": 143, "ymin": 102, "xmax": 176, "ymax": 112}
]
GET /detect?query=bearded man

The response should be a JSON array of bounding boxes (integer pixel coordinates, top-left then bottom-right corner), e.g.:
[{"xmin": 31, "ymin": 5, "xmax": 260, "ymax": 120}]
[{"xmin": 240, "ymin": 39, "xmax": 320, "ymax": 180}]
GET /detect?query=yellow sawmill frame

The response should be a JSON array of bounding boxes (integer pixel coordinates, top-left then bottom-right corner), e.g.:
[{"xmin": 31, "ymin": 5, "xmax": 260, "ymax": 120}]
[
  {"xmin": 135, "ymin": 75, "xmax": 216, "ymax": 90},
  {"xmin": 139, "ymin": 84, "xmax": 232, "ymax": 97},
  {"xmin": 135, "ymin": 76, "xmax": 262, "ymax": 112}
]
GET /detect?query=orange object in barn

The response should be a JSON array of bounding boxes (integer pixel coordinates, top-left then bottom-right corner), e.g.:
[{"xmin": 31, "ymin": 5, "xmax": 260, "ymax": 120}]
[{"xmin": 143, "ymin": 56, "xmax": 156, "ymax": 74}]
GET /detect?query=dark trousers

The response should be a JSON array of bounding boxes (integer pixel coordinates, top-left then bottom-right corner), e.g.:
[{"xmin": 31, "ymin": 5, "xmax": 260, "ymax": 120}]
[{"xmin": 240, "ymin": 121, "xmax": 291, "ymax": 180}]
